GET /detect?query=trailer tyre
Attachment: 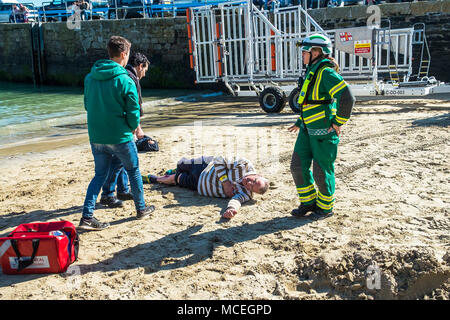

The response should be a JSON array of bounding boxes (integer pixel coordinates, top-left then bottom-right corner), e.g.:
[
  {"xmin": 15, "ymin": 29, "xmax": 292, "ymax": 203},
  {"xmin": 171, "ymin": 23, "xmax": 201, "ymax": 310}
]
[
  {"xmin": 259, "ymin": 87, "xmax": 286, "ymax": 113},
  {"xmin": 288, "ymin": 87, "xmax": 301, "ymax": 113}
]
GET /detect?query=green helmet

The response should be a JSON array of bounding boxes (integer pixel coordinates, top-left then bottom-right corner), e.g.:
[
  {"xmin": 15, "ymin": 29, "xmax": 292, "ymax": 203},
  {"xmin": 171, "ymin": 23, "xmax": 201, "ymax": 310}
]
[{"xmin": 299, "ymin": 33, "xmax": 333, "ymax": 55}]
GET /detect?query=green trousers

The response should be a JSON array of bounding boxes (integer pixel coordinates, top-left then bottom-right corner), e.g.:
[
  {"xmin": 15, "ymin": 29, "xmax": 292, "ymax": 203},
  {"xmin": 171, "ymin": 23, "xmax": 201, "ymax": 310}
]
[{"xmin": 290, "ymin": 127, "xmax": 339, "ymax": 213}]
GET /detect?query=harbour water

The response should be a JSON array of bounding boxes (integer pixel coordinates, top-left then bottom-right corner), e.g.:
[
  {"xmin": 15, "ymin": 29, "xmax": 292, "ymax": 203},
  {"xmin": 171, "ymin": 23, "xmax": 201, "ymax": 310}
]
[{"xmin": 0, "ymin": 81, "xmax": 216, "ymax": 148}]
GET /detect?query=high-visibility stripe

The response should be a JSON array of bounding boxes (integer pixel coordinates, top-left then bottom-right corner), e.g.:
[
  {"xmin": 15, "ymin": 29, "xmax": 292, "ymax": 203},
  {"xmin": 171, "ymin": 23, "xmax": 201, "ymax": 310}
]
[
  {"xmin": 318, "ymin": 191, "xmax": 334, "ymax": 202},
  {"xmin": 297, "ymin": 184, "xmax": 315, "ymax": 193},
  {"xmin": 329, "ymin": 80, "xmax": 347, "ymax": 97},
  {"xmin": 312, "ymin": 67, "xmax": 327, "ymax": 100},
  {"xmin": 330, "ymin": 83, "xmax": 346, "ymax": 98},
  {"xmin": 316, "ymin": 201, "xmax": 333, "ymax": 210},
  {"xmin": 330, "ymin": 84, "xmax": 347, "ymax": 98},
  {"xmin": 302, "ymin": 104, "xmax": 321, "ymax": 112},
  {"xmin": 297, "ymin": 71, "xmax": 315, "ymax": 105},
  {"xmin": 335, "ymin": 115, "xmax": 348, "ymax": 125},
  {"xmin": 329, "ymin": 80, "xmax": 345, "ymax": 94},
  {"xmin": 317, "ymin": 200, "xmax": 334, "ymax": 209},
  {"xmin": 298, "ymin": 193, "xmax": 317, "ymax": 202},
  {"xmin": 304, "ymin": 111, "xmax": 325, "ymax": 124}
]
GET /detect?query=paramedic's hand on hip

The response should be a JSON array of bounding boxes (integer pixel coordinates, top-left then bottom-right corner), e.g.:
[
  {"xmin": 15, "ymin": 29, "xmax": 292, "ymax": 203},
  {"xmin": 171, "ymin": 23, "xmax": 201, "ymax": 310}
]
[
  {"xmin": 288, "ymin": 124, "xmax": 300, "ymax": 133},
  {"xmin": 328, "ymin": 123, "xmax": 341, "ymax": 136},
  {"xmin": 223, "ymin": 208, "xmax": 237, "ymax": 219}
]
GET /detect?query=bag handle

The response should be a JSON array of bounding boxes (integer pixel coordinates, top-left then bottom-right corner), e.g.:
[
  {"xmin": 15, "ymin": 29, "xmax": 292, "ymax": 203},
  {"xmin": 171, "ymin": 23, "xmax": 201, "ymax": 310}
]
[
  {"xmin": 7, "ymin": 229, "xmax": 38, "ymax": 237},
  {"xmin": 10, "ymin": 239, "xmax": 40, "ymax": 271}
]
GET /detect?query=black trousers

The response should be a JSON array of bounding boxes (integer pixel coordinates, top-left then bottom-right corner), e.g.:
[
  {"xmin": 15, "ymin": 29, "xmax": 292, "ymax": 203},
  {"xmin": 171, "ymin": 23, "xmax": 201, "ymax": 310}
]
[{"xmin": 175, "ymin": 156, "xmax": 212, "ymax": 191}]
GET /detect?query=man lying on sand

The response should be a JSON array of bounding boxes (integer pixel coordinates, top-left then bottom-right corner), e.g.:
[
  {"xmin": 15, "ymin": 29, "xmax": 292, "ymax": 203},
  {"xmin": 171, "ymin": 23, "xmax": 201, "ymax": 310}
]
[{"xmin": 142, "ymin": 156, "xmax": 269, "ymax": 219}]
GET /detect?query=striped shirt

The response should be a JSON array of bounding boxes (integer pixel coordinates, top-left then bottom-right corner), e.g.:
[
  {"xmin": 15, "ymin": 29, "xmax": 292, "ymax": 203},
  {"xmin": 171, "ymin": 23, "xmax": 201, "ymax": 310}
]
[{"xmin": 197, "ymin": 156, "xmax": 256, "ymax": 211}]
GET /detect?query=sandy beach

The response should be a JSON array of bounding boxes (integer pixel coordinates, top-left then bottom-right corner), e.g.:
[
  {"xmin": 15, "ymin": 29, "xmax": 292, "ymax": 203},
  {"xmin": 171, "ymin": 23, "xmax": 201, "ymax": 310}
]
[{"xmin": 0, "ymin": 94, "xmax": 449, "ymax": 300}]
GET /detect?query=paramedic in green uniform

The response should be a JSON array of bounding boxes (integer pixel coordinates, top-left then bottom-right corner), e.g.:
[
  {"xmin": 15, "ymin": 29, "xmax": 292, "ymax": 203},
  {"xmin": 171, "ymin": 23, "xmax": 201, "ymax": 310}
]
[{"xmin": 288, "ymin": 33, "xmax": 355, "ymax": 220}]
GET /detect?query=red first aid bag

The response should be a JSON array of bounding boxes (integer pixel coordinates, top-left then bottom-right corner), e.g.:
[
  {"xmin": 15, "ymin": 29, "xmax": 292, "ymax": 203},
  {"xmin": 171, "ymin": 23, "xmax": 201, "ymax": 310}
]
[{"xmin": 0, "ymin": 221, "xmax": 79, "ymax": 274}]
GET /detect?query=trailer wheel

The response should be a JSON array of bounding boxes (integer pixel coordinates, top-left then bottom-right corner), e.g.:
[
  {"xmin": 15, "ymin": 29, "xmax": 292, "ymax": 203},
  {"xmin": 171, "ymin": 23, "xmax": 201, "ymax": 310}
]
[
  {"xmin": 259, "ymin": 87, "xmax": 286, "ymax": 113},
  {"xmin": 288, "ymin": 87, "xmax": 301, "ymax": 113}
]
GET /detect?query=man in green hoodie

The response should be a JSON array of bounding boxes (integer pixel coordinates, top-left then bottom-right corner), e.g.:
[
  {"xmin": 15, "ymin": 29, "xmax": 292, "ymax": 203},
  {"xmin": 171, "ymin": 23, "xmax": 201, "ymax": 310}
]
[{"xmin": 80, "ymin": 36, "xmax": 155, "ymax": 231}]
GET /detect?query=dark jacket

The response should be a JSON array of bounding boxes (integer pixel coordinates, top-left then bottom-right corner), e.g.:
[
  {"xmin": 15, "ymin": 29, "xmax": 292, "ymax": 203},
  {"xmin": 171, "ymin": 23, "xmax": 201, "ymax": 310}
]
[{"xmin": 125, "ymin": 64, "xmax": 143, "ymax": 116}]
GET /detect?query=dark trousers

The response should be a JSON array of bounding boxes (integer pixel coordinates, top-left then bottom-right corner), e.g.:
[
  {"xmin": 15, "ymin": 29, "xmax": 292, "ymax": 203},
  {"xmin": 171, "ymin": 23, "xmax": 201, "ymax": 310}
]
[{"xmin": 175, "ymin": 156, "xmax": 212, "ymax": 191}]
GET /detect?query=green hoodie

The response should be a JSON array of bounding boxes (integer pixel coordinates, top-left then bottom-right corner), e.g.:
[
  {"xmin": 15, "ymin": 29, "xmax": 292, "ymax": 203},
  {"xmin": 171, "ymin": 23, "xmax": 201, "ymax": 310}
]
[{"xmin": 84, "ymin": 59, "xmax": 140, "ymax": 144}]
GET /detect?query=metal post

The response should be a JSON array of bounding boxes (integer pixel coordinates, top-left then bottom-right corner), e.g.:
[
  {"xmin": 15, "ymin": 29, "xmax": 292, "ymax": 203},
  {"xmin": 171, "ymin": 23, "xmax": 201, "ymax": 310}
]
[
  {"xmin": 13, "ymin": 4, "xmax": 17, "ymax": 23},
  {"xmin": 64, "ymin": 0, "xmax": 68, "ymax": 22},
  {"xmin": 142, "ymin": 0, "xmax": 146, "ymax": 18},
  {"xmin": 42, "ymin": 3, "xmax": 47, "ymax": 22},
  {"xmin": 247, "ymin": 1, "xmax": 254, "ymax": 83}
]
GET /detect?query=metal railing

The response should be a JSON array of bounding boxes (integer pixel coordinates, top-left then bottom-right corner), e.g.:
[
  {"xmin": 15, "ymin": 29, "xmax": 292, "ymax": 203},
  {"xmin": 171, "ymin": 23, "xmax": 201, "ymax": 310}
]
[
  {"xmin": 40, "ymin": 1, "xmax": 74, "ymax": 22},
  {"xmin": 187, "ymin": 0, "xmax": 431, "ymax": 98},
  {"xmin": 6, "ymin": 3, "xmax": 40, "ymax": 23},
  {"xmin": 107, "ymin": 0, "xmax": 150, "ymax": 20}
]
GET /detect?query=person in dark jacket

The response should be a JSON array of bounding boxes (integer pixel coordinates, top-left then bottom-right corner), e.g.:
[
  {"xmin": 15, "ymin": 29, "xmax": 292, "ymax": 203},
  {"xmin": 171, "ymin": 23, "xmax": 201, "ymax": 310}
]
[
  {"xmin": 100, "ymin": 52, "xmax": 153, "ymax": 207},
  {"xmin": 125, "ymin": 52, "xmax": 149, "ymax": 140}
]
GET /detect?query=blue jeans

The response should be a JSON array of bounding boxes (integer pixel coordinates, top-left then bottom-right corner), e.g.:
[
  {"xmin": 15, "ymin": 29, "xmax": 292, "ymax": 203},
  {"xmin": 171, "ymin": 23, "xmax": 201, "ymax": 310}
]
[
  {"xmin": 82, "ymin": 141, "xmax": 146, "ymax": 219},
  {"xmin": 101, "ymin": 156, "xmax": 130, "ymax": 198}
]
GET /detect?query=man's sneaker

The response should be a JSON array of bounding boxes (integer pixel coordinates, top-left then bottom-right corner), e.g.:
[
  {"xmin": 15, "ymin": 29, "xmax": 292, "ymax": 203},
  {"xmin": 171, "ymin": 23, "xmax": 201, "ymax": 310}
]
[
  {"xmin": 309, "ymin": 208, "xmax": 334, "ymax": 221},
  {"xmin": 117, "ymin": 192, "xmax": 134, "ymax": 201},
  {"xmin": 100, "ymin": 196, "xmax": 124, "ymax": 208},
  {"xmin": 142, "ymin": 174, "xmax": 158, "ymax": 184},
  {"xmin": 291, "ymin": 203, "xmax": 316, "ymax": 218},
  {"xmin": 78, "ymin": 217, "xmax": 110, "ymax": 231},
  {"xmin": 136, "ymin": 205, "xmax": 155, "ymax": 220}
]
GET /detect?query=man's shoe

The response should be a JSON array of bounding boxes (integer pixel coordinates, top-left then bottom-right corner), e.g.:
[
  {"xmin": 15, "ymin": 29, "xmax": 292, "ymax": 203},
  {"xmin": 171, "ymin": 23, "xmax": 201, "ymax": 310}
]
[
  {"xmin": 100, "ymin": 196, "xmax": 124, "ymax": 208},
  {"xmin": 136, "ymin": 205, "xmax": 155, "ymax": 220},
  {"xmin": 117, "ymin": 192, "xmax": 134, "ymax": 201},
  {"xmin": 291, "ymin": 203, "xmax": 316, "ymax": 218},
  {"xmin": 309, "ymin": 208, "xmax": 334, "ymax": 221},
  {"xmin": 78, "ymin": 217, "xmax": 110, "ymax": 231},
  {"xmin": 142, "ymin": 174, "xmax": 158, "ymax": 184}
]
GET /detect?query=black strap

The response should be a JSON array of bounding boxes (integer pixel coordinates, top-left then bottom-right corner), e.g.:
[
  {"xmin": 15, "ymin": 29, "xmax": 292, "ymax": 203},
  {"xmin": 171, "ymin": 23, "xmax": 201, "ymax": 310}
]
[
  {"xmin": 10, "ymin": 239, "xmax": 40, "ymax": 271},
  {"xmin": 304, "ymin": 99, "xmax": 334, "ymax": 104},
  {"xmin": 60, "ymin": 228, "xmax": 80, "ymax": 262}
]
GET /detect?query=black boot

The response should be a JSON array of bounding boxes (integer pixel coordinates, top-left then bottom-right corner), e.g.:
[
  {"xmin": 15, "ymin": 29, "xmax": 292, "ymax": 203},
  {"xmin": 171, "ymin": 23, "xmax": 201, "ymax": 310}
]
[
  {"xmin": 100, "ymin": 196, "xmax": 124, "ymax": 208},
  {"xmin": 309, "ymin": 208, "xmax": 334, "ymax": 220},
  {"xmin": 117, "ymin": 192, "xmax": 134, "ymax": 201},
  {"xmin": 291, "ymin": 203, "xmax": 316, "ymax": 218},
  {"xmin": 136, "ymin": 205, "xmax": 155, "ymax": 220}
]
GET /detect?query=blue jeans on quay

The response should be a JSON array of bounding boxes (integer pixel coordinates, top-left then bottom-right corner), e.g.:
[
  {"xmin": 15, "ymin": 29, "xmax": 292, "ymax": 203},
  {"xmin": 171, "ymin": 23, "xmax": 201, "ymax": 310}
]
[
  {"xmin": 82, "ymin": 141, "xmax": 146, "ymax": 219},
  {"xmin": 101, "ymin": 156, "xmax": 130, "ymax": 198}
]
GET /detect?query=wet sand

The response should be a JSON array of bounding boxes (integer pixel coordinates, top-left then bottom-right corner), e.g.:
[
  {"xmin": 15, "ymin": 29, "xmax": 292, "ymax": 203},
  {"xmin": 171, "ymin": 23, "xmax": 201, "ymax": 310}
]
[{"xmin": 0, "ymin": 94, "xmax": 449, "ymax": 300}]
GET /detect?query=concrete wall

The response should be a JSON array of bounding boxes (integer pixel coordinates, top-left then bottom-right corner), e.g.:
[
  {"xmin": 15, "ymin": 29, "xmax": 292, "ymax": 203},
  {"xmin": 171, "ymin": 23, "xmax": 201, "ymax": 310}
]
[
  {"xmin": 41, "ymin": 17, "xmax": 194, "ymax": 88},
  {"xmin": 0, "ymin": 0, "xmax": 449, "ymax": 88},
  {"xmin": 0, "ymin": 23, "xmax": 34, "ymax": 82}
]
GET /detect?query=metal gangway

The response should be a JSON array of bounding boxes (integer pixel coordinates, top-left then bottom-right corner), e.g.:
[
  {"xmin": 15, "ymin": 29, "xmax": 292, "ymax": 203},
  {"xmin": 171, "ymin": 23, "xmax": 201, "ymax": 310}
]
[{"xmin": 187, "ymin": 0, "xmax": 450, "ymax": 112}]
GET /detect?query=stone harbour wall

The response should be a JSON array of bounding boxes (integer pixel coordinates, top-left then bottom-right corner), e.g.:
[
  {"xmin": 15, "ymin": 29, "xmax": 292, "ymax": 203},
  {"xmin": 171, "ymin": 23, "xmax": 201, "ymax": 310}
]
[{"xmin": 0, "ymin": 0, "xmax": 449, "ymax": 88}]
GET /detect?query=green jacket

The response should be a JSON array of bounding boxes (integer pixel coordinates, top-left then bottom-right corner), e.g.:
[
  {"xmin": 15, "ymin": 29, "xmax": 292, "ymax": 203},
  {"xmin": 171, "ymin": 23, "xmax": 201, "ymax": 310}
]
[
  {"xmin": 84, "ymin": 59, "xmax": 140, "ymax": 144},
  {"xmin": 296, "ymin": 58, "xmax": 350, "ymax": 130}
]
